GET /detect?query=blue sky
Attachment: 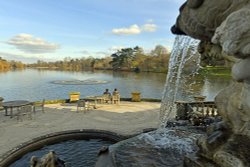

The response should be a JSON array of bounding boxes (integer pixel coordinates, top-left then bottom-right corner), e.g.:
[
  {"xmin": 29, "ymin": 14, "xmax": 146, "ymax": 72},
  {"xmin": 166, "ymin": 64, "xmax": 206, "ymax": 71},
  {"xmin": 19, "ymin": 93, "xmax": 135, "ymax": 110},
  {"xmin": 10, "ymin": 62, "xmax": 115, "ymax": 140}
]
[{"xmin": 0, "ymin": 0, "xmax": 184, "ymax": 63}]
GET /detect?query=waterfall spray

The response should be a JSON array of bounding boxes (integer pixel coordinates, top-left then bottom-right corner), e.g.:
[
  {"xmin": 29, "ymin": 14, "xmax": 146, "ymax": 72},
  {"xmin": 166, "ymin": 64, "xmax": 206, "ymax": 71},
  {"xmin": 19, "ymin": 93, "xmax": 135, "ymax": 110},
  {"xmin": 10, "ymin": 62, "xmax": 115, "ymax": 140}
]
[{"xmin": 159, "ymin": 36, "xmax": 200, "ymax": 129}]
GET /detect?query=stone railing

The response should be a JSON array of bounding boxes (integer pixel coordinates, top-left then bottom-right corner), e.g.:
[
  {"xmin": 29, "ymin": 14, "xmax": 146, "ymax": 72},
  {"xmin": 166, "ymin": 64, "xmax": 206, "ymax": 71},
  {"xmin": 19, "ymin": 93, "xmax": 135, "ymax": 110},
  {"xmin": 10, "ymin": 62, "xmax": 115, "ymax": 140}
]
[{"xmin": 175, "ymin": 101, "xmax": 218, "ymax": 123}]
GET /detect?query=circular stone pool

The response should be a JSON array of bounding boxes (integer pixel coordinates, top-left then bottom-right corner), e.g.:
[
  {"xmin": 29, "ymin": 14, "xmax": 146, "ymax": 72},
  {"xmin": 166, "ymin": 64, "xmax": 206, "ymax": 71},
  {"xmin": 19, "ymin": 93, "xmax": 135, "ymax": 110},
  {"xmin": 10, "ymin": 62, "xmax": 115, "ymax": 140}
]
[
  {"xmin": 51, "ymin": 79, "xmax": 110, "ymax": 85},
  {"xmin": 0, "ymin": 130, "xmax": 126, "ymax": 167},
  {"xmin": 10, "ymin": 139, "xmax": 113, "ymax": 167}
]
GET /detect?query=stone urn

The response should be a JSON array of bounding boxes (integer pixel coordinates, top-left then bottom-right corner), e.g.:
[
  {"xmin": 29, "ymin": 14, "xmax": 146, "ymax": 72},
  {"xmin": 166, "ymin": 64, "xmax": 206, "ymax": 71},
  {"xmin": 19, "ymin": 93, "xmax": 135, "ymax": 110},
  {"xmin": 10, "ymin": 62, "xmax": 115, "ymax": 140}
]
[
  {"xmin": 131, "ymin": 92, "xmax": 141, "ymax": 102},
  {"xmin": 69, "ymin": 92, "xmax": 80, "ymax": 102}
]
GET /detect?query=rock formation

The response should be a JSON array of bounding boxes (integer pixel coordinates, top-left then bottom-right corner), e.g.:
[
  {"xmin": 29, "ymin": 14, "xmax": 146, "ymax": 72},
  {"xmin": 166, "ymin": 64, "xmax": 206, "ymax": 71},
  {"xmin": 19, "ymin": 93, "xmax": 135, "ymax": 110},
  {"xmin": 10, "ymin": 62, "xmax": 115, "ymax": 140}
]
[
  {"xmin": 172, "ymin": 0, "xmax": 250, "ymax": 166},
  {"xmin": 198, "ymin": 41, "xmax": 236, "ymax": 67},
  {"xmin": 30, "ymin": 151, "xmax": 65, "ymax": 167},
  {"xmin": 95, "ymin": 129, "xmax": 202, "ymax": 167}
]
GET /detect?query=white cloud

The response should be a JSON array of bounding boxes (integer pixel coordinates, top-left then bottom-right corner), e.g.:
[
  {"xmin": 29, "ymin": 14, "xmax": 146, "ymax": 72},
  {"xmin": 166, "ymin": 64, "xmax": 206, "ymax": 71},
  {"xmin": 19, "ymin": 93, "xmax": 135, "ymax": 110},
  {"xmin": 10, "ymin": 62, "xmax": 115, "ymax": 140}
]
[
  {"xmin": 7, "ymin": 33, "xmax": 59, "ymax": 54},
  {"xmin": 142, "ymin": 24, "xmax": 157, "ymax": 32},
  {"xmin": 112, "ymin": 23, "xmax": 157, "ymax": 35},
  {"xmin": 112, "ymin": 24, "xmax": 141, "ymax": 35}
]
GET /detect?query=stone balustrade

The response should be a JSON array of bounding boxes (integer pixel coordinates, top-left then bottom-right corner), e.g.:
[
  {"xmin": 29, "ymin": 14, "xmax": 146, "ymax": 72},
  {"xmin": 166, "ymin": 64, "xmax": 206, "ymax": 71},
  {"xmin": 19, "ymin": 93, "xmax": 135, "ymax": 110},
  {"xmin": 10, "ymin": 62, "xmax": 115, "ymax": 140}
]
[{"xmin": 175, "ymin": 101, "xmax": 218, "ymax": 123}]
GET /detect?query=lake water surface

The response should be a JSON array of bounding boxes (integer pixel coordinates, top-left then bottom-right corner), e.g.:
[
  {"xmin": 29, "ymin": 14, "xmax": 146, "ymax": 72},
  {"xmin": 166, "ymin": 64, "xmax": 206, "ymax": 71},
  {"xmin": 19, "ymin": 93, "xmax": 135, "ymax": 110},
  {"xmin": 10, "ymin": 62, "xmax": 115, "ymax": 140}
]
[{"xmin": 0, "ymin": 69, "xmax": 231, "ymax": 101}]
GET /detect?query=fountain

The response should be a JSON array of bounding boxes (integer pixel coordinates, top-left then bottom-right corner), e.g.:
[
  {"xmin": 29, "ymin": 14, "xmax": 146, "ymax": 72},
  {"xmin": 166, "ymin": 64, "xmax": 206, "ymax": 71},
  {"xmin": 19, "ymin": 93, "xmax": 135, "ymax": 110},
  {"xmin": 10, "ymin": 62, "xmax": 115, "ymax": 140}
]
[
  {"xmin": 0, "ymin": 130, "xmax": 125, "ymax": 167},
  {"xmin": 94, "ymin": 35, "xmax": 205, "ymax": 167},
  {"xmin": 159, "ymin": 35, "xmax": 200, "ymax": 128},
  {"xmin": 51, "ymin": 79, "xmax": 110, "ymax": 85},
  {"xmin": 5, "ymin": 35, "xmax": 205, "ymax": 166},
  {"xmin": 96, "ymin": 1, "xmax": 250, "ymax": 166},
  {"xmin": 3, "ymin": 1, "xmax": 250, "ymax": 166}
]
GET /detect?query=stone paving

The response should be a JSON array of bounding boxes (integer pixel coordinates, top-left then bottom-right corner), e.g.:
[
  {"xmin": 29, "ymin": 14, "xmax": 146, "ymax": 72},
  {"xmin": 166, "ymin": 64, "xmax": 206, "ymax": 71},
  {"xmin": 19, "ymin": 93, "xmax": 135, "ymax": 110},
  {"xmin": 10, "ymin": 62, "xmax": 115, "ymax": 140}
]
[{"xmin": 0, "ymin": 101, "xmax": 160, "ymax": 157}]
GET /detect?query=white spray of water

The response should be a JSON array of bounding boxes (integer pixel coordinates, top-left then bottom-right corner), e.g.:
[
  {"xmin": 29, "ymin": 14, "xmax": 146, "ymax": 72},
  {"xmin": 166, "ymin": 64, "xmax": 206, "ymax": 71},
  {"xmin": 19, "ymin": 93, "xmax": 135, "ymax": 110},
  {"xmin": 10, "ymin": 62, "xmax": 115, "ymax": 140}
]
[
  {"xmin": 159, "ymin": 36, "xmax": 200, "ymax": 128},
  {"xmin": 119, "ymin": 36, "xmax": 202, "ymax": 158},
  {"xmin": 137, "ymin": 129, "xmax": 199, "ymax": 153}
]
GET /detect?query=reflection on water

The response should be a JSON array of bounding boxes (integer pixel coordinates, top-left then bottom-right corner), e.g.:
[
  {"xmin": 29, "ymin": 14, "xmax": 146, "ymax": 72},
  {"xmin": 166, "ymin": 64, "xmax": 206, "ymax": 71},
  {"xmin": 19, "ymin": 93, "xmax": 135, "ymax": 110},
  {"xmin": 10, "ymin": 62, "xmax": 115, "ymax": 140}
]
[
  {"xmin": 201, "ymin": 77, "xmax": 232, "ymax": 100},
  {"xmin": 0, "ymin": 69, "xmax": 230, "ymax": 101}
]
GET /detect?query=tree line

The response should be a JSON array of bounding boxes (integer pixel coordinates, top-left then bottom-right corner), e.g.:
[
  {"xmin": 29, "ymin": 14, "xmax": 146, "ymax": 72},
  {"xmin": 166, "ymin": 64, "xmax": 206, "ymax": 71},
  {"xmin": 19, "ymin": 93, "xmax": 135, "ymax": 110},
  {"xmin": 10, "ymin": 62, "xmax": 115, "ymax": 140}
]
[
  {"xmin": 28, "ymin": 45, "xmax": 170, "ymax": 73},
  {"xmin": 0, "ymin": 57, "xmax": 26, "ymax": 71}
]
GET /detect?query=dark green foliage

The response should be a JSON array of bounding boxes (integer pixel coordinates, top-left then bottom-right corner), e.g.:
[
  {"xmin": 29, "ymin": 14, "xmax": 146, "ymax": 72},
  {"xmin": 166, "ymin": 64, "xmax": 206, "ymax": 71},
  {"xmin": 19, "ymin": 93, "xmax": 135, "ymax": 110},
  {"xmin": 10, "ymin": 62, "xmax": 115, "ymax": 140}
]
[{"xmin": 109, "ymin": 47, "xmax": 139, "ymax": 70}]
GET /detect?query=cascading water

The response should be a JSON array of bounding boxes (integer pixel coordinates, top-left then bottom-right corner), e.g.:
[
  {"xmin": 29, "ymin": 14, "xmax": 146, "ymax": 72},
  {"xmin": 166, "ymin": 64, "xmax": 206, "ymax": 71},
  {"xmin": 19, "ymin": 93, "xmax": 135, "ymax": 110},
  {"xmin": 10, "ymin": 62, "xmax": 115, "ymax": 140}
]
[
  {"xmin": 91, "ymin": 36, "xmax": 205, "ymax": 167},
  {"xmin": 159, "ymin": 35, "xmax": 200, "ymax": 128},
  {"xmin": 101, "ymin": 36, "xmax": 203, "ymax": 166}
]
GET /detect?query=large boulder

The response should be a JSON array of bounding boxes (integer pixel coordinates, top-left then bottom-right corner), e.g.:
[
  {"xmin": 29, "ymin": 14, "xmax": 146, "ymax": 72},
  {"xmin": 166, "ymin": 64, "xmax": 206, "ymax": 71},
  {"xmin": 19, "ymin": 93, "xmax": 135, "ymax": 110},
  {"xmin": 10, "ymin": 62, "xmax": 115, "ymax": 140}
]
[
  {"xmin": 212, "ymin": 6, "xmax": 250, "ymax": 58},
  {"xmin": 172, "ymin": 0, "xmax": 250, "ymax": 138},
  {"xmin": 96, "ymin": 129, "xmax": 202, "ymax": 167},
  {"xmin": 215, "ymin": 82, "xmax": 250, "ymax": 136},
  {"xmin": 172, "ymin": 1, "xmax": 250, "ymax": 67},
  {"xmin": 172, "ymin": 0, "xmax": 250, "ymax": 166},
  {"xmin": 171, "ymin": 0, "xmax": 249, "ymax": 41}
]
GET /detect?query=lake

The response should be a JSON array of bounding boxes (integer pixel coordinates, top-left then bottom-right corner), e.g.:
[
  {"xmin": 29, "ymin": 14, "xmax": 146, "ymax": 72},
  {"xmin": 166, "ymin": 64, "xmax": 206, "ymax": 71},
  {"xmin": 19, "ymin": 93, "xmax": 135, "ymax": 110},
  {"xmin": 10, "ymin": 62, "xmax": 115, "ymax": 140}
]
[{"xmin": 0, "ymin": 69, "xmax": 231, "ymax": 101}]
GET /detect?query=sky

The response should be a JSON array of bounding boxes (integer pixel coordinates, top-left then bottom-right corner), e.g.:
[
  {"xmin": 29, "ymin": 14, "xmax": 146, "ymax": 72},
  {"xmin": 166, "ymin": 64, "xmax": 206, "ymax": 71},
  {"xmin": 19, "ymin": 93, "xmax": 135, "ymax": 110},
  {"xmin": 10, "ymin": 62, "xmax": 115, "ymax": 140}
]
[{"xmin": 0, "ymin": 0, "xmax": 185, "ymax": 63}]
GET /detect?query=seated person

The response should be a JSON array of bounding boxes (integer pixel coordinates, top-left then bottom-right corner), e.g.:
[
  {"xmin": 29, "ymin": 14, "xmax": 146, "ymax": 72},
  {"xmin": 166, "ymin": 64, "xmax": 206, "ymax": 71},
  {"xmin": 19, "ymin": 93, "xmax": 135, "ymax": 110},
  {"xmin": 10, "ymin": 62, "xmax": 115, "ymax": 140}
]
[
  {"xmin": 103, "ymin": 89, "xmax": 111, "ymax": 103},
  {"xmin": 112, "ymin": 88, "xmax": 120, "ymax": 104},
  {"xmin": 103, "ymin": 89, "xmax": 111, "ymax": 96},
  {"xmin": 112, "ymin": 88, "xmax": 119, "ymax": 95}
]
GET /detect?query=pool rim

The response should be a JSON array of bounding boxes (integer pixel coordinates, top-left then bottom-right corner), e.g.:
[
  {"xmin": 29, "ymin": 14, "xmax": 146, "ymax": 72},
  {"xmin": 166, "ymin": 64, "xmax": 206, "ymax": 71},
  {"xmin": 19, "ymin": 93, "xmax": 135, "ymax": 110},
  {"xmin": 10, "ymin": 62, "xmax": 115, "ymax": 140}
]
[{"xmin": 0, "ymin": 129, "xmax": 130, "ymax": 167}]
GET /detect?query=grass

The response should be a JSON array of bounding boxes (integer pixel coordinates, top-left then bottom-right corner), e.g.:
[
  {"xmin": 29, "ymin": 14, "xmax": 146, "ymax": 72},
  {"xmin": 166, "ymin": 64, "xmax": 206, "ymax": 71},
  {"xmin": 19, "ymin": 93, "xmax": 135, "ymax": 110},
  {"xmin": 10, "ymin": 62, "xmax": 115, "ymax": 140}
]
[{"xmin": 198, "ymin": 66, "xmax": 232, "ymax": 78}]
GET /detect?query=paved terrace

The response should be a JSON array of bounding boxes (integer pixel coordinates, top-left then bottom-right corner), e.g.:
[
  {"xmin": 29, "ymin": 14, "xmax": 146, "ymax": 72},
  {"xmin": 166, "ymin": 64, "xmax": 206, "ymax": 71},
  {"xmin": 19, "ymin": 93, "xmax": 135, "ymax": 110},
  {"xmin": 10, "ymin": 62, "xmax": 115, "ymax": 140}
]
[{"xmin": 0, "ymin": 101, "xmax": 160, "ymax": 157}]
